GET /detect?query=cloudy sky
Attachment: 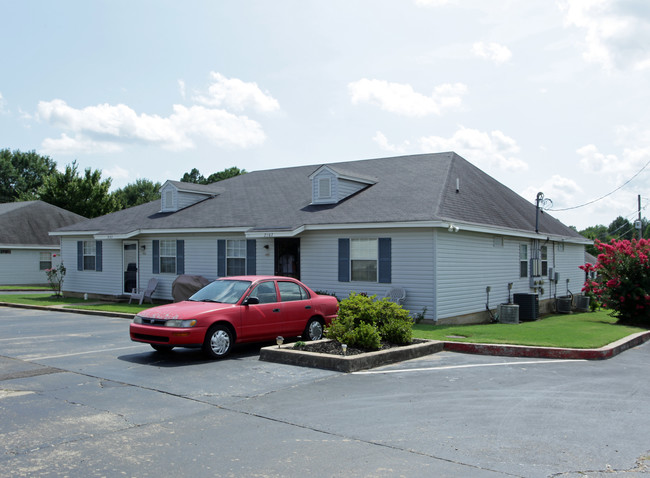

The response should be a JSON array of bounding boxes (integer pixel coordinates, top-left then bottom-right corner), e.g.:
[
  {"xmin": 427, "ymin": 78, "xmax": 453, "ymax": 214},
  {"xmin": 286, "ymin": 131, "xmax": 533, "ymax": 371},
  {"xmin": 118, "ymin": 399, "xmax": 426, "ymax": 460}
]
[{"xmin": 2, "ymin": 0, "xmax": 650, "ymax": 231}]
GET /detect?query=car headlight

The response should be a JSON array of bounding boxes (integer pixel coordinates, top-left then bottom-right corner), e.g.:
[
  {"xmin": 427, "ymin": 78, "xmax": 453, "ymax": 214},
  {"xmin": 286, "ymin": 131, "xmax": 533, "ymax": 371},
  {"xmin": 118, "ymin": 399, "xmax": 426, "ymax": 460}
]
[
  {"xmin": 164, "ymin": 319, "xmax": 197, "ymax": 328},
  {"xmin": 133, "ymin": 315, "xmax": 143, "ymax": 324}
]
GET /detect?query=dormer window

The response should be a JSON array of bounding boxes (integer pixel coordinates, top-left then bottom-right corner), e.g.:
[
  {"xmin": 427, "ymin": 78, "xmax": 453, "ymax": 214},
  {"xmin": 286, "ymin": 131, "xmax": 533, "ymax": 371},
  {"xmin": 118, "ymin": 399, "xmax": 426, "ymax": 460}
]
[
  {"xmin": 309, "ymin": 165, "xmax": 377, "ymax": 205},
  {"xmin": 318, "ymin": 178, "xmax": 331, "ymax": 199},
  {"xmin": 159, "ymin": 180, "xmax": 222, "ymax": 213}
]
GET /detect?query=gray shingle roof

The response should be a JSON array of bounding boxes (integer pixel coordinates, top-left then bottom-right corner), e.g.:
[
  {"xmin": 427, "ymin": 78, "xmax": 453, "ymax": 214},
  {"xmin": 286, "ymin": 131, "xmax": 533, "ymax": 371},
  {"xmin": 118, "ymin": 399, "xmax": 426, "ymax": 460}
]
[
  {"xmin": 53, "ymin": 152, "xmax": 585, "ymax": 240},
  {"xmin": 0, "ymin": 201, "xmax": 86, "ymax": 246}
]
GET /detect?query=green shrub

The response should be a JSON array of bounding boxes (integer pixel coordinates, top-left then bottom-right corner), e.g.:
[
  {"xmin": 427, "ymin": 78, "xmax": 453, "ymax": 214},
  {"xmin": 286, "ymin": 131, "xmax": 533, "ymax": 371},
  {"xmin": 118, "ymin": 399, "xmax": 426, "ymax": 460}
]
[
  {"xmin": 380, "ymin": 318, "xmax": 413, "ymax": 345},
  {"xmin": 343, "ymin": 321, "xmax": 382, "ymax": 349},
  {"xmin": 326, "ymin": 292, "xmax": 413, "ymax": 349}
]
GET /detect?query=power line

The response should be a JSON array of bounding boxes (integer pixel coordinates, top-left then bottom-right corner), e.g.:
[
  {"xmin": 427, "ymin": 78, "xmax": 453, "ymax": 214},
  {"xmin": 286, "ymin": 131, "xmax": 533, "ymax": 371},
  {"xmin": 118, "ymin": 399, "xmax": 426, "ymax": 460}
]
[{"xmin": 549, "ymin": 156, "xmax": 650, "ymax": 212}]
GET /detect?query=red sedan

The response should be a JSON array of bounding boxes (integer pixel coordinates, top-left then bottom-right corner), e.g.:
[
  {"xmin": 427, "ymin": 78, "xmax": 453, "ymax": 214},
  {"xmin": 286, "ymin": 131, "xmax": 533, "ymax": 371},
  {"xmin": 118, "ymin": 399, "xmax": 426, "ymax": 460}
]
[{"xmin": 130, "ymin": 276, "xmax": 339, "ymax": 359}]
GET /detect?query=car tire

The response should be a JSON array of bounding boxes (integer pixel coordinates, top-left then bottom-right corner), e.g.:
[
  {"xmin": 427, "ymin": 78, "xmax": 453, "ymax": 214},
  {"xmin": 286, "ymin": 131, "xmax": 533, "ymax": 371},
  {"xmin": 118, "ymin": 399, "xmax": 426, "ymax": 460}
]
[
  {"xmin": 302, "ymin": 318, "xmax": 324, "ymax": 341},
  {"xmin": 202, "ymin": 324, "xmax": 234, "ymax": 359},
  {"xmin": 151, "ymin": 344, "xmax": 174, "ymax": 353}
]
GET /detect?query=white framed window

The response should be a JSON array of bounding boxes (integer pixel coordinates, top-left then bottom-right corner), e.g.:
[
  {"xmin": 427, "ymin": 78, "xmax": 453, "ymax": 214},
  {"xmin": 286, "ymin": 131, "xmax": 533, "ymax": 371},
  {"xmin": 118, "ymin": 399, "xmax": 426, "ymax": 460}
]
[
  {"xmin": 39, "ymin": 252, "xmax": 52, "ymax": 271},
  {"xmin": 83, "ymin": 241, "xmax": 96, "ymax": 271},
  {"xmin": 519, "ymin": 244, "xmax": 528, "ymax": 278},
  {"xmin": 159, "ymin": 239, "xmax": 177, "ymax": 274},
  {"xmin": 227, "ymin": 239, "xmax": 246, "ymax": 276},
  {"xmin": 351, "ymin": 238, "xmax": 378, "ymax": 282},
  {"xmin": 318, "ymin": 177, "xmax": 331, "ymax": 199},
  {"xmin": 541, "ymin": 245, "xmax": 548, "ymax": 276}
]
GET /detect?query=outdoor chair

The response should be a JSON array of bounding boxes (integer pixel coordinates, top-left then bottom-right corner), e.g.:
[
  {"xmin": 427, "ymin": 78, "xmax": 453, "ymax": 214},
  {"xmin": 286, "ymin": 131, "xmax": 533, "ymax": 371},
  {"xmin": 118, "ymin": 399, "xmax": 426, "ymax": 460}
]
[
  {"xmin": 128, "ymin": 278, "xmax": 159, "ymax": 305},
  {"xmin": 384, "ymin": 287, "xmax": 406, "ymax": 305}
]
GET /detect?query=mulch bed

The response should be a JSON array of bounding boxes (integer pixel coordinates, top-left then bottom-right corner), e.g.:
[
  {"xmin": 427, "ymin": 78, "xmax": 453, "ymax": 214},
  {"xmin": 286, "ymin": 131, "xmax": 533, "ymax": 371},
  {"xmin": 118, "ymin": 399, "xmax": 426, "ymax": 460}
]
[{"xmin": 292, "ymin": 339, "xmax": 427, "ymax": 356}]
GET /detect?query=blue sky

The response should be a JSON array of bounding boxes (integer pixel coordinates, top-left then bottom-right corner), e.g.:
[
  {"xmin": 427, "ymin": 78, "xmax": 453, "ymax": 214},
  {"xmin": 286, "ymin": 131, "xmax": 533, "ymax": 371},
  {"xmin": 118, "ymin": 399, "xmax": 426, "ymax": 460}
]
[{"xmin": 2, "ymin": 0, "xmax": 650, "ymax": 230}]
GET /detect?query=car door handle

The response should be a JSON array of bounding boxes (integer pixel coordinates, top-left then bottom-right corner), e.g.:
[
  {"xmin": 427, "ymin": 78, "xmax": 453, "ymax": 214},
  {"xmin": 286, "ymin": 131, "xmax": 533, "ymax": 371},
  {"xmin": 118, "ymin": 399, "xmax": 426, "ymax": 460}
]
[
  {"xmin": 273, "ymin": 308, "xmax": 280, "ymax": 313},
  {"xmin": 305, "ymin": 305, "xmax": 311, "ymax": 309}
]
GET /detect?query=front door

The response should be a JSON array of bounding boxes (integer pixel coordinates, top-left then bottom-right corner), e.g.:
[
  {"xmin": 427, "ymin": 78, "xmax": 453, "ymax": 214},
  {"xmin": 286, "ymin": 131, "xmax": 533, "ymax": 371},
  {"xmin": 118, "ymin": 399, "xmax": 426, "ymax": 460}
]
[
  {"xmin": 123, "ymin": 241, "xmax": 139, "ymax": 294},
  {"xmin": 274, "ymin": 238, "xmax": 300, "ymax": 279}
]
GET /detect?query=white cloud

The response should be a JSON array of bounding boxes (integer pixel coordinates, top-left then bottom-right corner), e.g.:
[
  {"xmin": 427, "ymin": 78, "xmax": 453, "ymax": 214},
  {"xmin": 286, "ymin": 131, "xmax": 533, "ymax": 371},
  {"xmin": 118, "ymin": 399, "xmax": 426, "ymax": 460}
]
[
  {"xmin": 521, "ymin": 175, "xmax": 583, "ymax": 209},
  {"xmin": 576, "ymin": 144, "xmax": 619, "ymax": 173},
  {"xmin": 104, "ymin": 165, "xmax": 130, "ymax": 182},
  {"xmin": 348, "ymin": 79, "xmax": 467, "ymax": 117},
  {"xmin": 419, "ymin": 126, "xmax": 528, "ymax": 172},
  {"xmin": 472, "ymin": 42, "xmax": 512, "ymax": 64},
  {"xmin": 559, "ymin": 0, "xmax": 650, "ymax": 70},
  {"xmin": 178, "ymin": 79, "xmax": 186, "ymax": 99},
  {"xmin": 37, "ymin": 100, "xmax": 266, "ymax": 154},
  {"xmin": 192, "ymin": 72, "xmax": 280, "ymax": 113},
  {"xmin": 0, "ymin": 92, "xmax": 7, "ymax": 114},
  {"xmin": 414, "ymin": 0, "xmax": 455, "ymax": 6},
  {"xmin": 35, "ymin": 72, "xmax": 278, "ymax": 155},
  {"xmin": 372, "ymin": 131, "xmax": 410, "ymax": 154}
]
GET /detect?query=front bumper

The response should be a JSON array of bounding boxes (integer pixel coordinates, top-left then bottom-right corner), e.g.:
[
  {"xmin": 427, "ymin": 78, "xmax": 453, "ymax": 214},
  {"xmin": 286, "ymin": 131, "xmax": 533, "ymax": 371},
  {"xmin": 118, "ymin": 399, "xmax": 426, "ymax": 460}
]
[{"xmin": 130, "ymin": 323, "xmax": 207, "ymax": 348}]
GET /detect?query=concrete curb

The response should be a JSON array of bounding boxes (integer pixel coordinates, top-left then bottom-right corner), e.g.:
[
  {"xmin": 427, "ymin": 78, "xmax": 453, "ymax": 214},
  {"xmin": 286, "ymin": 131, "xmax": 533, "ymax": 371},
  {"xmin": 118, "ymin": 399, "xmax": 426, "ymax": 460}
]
[
  {"xmin": 0, "ymin": 302, "xmax": 135, "ymax": 319},
  {"xmin": 442, "ymin": 330, "xmax": 650, "ymax": 360},
  {"xmin": 260, "ymin": 339, "xmax": 445, "ymax": 373}
]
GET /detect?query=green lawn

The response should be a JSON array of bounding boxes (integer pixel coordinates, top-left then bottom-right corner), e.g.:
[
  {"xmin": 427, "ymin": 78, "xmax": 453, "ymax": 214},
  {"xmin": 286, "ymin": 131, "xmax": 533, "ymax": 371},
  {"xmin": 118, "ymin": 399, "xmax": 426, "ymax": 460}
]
[
  {"xmin": 0, "ymin": 293, "xmax": 89, "ymax": 306},
  {"xmin": 0, "ymin": 293, "xmax": 154, "ymax": 313},
  {"xmin": 0, "ymin": 285, "xmax": 50, "ymax": 291},
  {"xmin": 65, "ymin": 303, "xmax": 154, "ymax": 314},
  {"xmin": 413, "ymin": 310, "xmax": 647, "ymax": 349}
]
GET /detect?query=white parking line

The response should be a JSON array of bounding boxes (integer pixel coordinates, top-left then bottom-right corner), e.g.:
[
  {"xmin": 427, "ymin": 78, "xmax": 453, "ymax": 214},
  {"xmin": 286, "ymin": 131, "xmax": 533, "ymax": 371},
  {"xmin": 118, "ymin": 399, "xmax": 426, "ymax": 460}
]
[
  {"xmin": 23, "ymin": 345, "xmax": 148, "ymax": 361},
  {"xmin": 353, "ymin": 358, "xmax": 587, "ymax": 375},
  {"xmin": 0, "ymin": 334, "xmax": 91, "ymax": 342}
]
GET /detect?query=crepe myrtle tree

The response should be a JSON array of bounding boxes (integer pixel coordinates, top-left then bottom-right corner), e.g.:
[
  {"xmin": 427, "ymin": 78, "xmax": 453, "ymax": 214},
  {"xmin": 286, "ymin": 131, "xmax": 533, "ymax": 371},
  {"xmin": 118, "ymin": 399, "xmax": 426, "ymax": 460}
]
[{"xmin": 581, "ymin": 239, "xmax": 650, "ymax": 325}]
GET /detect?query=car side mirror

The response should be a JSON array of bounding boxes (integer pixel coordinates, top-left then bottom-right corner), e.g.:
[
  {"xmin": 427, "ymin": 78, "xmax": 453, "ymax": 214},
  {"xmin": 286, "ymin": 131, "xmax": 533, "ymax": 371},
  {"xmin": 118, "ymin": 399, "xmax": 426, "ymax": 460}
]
[{"xmin": 244, "ymin": 296, "xmax": 260, "ymax": 305}]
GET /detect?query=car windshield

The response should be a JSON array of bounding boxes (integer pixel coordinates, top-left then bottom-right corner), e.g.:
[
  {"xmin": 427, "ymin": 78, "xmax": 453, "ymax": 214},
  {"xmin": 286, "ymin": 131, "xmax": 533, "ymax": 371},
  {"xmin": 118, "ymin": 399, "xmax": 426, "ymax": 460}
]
[{"xmin": 189, "ymin": 280, "xmax": 252, "ymax": 304}]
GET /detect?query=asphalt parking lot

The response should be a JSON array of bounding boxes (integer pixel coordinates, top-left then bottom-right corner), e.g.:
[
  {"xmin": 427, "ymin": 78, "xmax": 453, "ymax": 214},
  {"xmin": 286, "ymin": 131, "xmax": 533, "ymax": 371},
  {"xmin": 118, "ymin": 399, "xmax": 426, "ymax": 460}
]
[{"xmin": 1, "ymin": 306, "xmax": 649, "ymax": 477}]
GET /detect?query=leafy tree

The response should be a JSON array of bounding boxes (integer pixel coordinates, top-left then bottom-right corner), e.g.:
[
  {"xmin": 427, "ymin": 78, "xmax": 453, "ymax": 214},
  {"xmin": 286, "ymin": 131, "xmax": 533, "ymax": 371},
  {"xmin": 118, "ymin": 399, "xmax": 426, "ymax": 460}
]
[
  {"xmin": 0, "ymin": 149, "xmax": 57, "ymax": 202},
  {"xmin": 113, "ymin": 178, "xmax": 161, "ymax": 209},
  {"xmin": 37, "ymin": 161, "xmax": 118, "ymax": 218},
  {"xmin": 607, "ymin": 216, "xmax": 633, "ymax": 240},
  {"xmin": 580, "ymin": 224, "xmax": 609, "ymax": 256},
  {"xmin": 180, "ymin": 168, "xmax": 205, "ymax": 184},
  {"xmin": 180, "ymin": 166, "xmax": 246, "ymax": 184},
  {"xmin": 205, "ymin": 166, "xmax": 246, "ymax": 183},
  {"xmin": 581, "ymin": 239, "xmax": 650, "ymax": 326}
]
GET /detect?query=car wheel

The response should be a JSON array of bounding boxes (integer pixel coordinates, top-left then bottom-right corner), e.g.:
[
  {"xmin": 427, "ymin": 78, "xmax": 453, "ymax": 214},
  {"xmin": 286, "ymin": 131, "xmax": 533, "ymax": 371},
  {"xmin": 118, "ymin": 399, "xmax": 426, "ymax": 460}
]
[
  {"xmin": 151, "ymin": 344, "xmax": 174, "ymax": 353},
  {"xmin": 203, "ymin": 324, "xmax": 234, "ymax": 359},
  {"xmin": 302, "ymin": 318, "xmax": 324, "ymax": 341}
]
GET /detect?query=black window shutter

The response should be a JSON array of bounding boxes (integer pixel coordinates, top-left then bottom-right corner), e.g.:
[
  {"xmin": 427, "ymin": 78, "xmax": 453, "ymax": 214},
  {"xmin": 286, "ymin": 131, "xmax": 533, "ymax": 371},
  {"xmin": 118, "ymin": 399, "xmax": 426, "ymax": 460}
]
[
  {"xmin": 95, "ymin": 241, "xmax": 103, "ymax": 272},
  {"xmin": 77, "ymin": 241, "xmax": 83, "ymax": 271},
  {"xmin": 217, "ymin": 240, "xmax": 226, "ymax": 277},
  {"xmin": 246, "ymin": 239, "xmax": 256, "ymax": 275},
  {"xmin": 176, "ymin": 240, "xmax": 185, "ymax": 275},
  {"xmin": 378, "ymin": 237, "xmax": 391, "ymax": 283},
  {"xmin": 338, "ymin": 238, "xmax": 350, "ymax": 282},
  {"xmin": 152, "ymin": 240, "xmax": 160, "ymax": 274}
]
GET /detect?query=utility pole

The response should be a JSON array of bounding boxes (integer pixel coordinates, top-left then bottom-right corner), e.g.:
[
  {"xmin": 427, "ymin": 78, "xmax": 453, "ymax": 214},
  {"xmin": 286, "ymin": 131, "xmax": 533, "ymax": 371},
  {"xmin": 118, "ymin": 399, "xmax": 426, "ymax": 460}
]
[{"xmin": 638, "ymin": 194, "xmax": 643, "ymax": 239}]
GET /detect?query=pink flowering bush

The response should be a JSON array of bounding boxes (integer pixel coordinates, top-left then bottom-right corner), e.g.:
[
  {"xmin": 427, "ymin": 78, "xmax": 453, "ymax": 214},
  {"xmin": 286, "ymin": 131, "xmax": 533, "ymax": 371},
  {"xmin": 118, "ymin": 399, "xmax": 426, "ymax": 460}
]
[
  {"xmin": 581, "ymin": 239, "xmax": 650, "ymax": 325},
  {"xmin": 45, "ymin": 263, "xmax": 66, "ymax": 297}
]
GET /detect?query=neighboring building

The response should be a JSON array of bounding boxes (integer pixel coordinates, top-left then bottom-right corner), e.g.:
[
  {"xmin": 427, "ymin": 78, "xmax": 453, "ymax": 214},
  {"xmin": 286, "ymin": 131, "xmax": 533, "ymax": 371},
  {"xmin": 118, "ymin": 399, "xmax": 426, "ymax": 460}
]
[
  {"xmin": 51, "ymin": 152, "xmax": 591, "ymax": 323},
  {"xmin": 0, "ymin": 201, "xmax": 86, "ymax": 285}
]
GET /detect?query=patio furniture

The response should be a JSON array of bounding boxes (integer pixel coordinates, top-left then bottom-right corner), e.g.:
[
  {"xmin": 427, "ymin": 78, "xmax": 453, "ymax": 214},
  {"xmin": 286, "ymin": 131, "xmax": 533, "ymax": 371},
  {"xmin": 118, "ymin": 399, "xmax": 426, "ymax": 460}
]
[{"xmin": 128, "ymin": 278, "xmax": 159, "ymax": 305}]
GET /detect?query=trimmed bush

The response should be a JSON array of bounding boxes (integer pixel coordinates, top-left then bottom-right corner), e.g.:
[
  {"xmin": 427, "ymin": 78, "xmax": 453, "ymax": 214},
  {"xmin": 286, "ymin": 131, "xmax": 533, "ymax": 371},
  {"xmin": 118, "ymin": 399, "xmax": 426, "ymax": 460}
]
[{"xmin": 326, "ymin": 292, "xmax": 413, "ymax": 350}]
